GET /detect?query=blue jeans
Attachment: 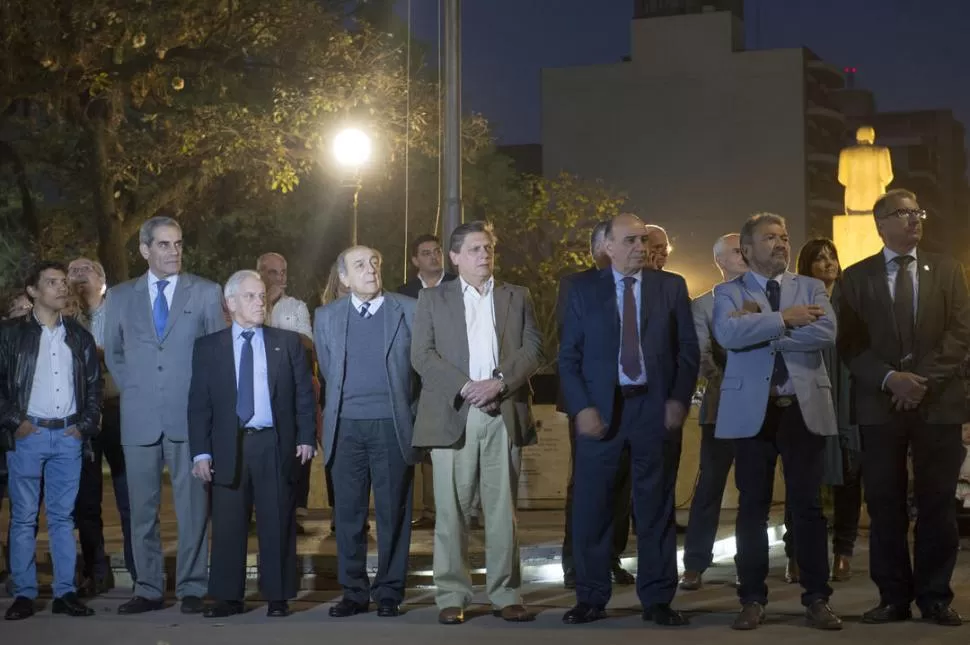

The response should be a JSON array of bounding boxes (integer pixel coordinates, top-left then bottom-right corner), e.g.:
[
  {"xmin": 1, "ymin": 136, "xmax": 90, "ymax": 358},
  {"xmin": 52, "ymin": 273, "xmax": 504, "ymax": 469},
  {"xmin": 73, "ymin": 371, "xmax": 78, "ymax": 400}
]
[{"xmin": 7, "ymin": 426, "xmax": 83, "ymax": 599}]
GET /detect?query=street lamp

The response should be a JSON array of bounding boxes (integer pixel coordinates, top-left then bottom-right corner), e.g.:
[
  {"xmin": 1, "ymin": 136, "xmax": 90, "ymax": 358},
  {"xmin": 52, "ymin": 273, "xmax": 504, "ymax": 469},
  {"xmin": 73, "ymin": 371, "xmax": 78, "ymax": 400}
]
[{"xmin": 333, "ymin": 128, "xmax": 372, "ymax": 245}]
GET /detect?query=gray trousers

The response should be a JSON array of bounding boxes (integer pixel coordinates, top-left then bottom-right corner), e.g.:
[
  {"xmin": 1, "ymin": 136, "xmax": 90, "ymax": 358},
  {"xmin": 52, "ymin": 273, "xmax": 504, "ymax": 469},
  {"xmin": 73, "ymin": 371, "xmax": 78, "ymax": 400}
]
[{"xmin": 124, "ymin": 436, "xmax": 209, "ymax": 600}]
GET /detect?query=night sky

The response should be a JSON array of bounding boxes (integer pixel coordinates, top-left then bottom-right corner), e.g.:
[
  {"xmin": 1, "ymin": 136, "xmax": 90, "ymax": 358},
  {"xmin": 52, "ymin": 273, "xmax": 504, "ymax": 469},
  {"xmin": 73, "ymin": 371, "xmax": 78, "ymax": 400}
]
[{"xmin": 400, "ymin": 0, "xmax": 970, "ymax": 148}]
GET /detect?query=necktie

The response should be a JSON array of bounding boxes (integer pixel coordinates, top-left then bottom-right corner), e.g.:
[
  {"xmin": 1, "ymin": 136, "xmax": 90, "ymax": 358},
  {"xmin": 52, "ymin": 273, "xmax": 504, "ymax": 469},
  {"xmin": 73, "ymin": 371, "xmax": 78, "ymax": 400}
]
[
  {"xmin": 893, "ymin": 255, "xmax": 915, "ymax": 359},
  {"xmin": 237, "ymin": 330, "xmax": 255, "ymax": 426},
  {"xmin": 620, "ymin": 277, "xmax": 642, "ymax": 380},
  {"xmin": 765, "ymin": 279, "xmax": 790, "ymax": 388},
  {"xmin": 359, "ymin": 302, "xmax": 371, "ymax": 318},
  {"xmin": 153, "ymin": 280, "xmax": 169, "ymax": 339}
]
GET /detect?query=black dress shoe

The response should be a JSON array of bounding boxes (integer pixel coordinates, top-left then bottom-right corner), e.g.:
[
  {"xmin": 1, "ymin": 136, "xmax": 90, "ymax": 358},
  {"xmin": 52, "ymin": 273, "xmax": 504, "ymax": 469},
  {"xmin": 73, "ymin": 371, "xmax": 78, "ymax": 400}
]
[
  {"xmin": 267, "ymin": 601, "xmax": 290, "ymax": 618},
  {"xmin": 53, "ymin": 592, "xmax": 95, "ymax": 617},
  {"xmin": 562, "ymin": 603, "xmax": 607, "ymax": 624},
  {"xmin": 642, "ymin": 603, "xmax": 688, "ymax": 626},
  {"xmin": 4, "ymin": 596, "xmax": 35, "ymax": 621},
  {"xmin": 204, "ymin": 601, "xmax": 245, "ymax": 618},
  {"xmin": 921, "ymin": 603, "xmax": 962, "ymax": 626},
  {"xmin": 563, "ymin": 569, "xmax": 576, "ymax": 590},
  {"xmin": 180, "ymin": 595, "xmax": 205, "ymax": 614},
  {"xmin": 329, "ymin": 598, "xmax": 369, "ymax": 617},
  {"xmin": 118, "ymin": 596, "xmax": 165, "ymax": 614},
  {"xmin": 377, "ymin": 599, "xmax": 400, "ymax": 617},
  {"xmin": 805, "ymin": 599, "xmax": 842, "ymax": 630},
  {"xmin": 611, "ymin": 563, "xmax": 635, "ymax": 586},
  {"xmin": 861, "ymin": 603, "xmax": 912, "ymax": 624}
]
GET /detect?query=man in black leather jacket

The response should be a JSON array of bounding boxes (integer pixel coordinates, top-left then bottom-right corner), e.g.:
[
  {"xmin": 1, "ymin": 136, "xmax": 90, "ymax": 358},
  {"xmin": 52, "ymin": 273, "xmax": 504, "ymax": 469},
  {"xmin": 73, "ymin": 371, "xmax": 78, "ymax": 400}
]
[{"xmin": 0, "ymin": 261, "xmax": 101, "ymax": 621}]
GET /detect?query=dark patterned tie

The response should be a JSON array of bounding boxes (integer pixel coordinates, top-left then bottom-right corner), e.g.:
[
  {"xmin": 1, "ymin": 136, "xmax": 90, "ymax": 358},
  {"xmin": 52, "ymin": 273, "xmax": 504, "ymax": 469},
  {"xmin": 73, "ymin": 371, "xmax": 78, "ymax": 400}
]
[
  {"xmin": 893, "ymin": 255, "xmax": 915, "ymax": 359},
  {"xmin": 620, "ymin": 277, "xmax": 642, "ymax": 380},
  {"xmin": 237, "ymin": 330, "xmax": 255, "ymax": 426},
  {"xmin": 765, "ymin": 279, "xmax": 790, "ymax": 388},
  {"xmin": 359, "ymin": 302, "xmax": 371, "ymax": 319}
]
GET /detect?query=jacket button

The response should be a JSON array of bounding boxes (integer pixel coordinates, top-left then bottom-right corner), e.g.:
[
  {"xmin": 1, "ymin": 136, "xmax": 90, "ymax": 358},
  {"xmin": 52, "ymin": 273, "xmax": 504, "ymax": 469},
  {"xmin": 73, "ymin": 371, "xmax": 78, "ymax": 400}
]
[{"xmin": 158, "ymin": 366, "xmax": 163, "ymax": 371}]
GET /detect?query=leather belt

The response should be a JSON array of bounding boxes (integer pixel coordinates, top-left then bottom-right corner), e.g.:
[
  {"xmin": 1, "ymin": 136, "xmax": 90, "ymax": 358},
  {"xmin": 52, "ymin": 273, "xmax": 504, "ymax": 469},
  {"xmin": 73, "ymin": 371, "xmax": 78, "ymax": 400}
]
[
  {"xmin": 618, "ymin": 384, "xmax": 649, "ymax": 399},
  {"xmin": 27, "ymin": 414, "xmax": 80, "ymax": 429},
  {"xmin": 769, "ymin": 396, "xmax": 796, "ymax": 408},
  {"xmin": 242, "ymin": 426, "xmax": 273, "ymax": 436}
]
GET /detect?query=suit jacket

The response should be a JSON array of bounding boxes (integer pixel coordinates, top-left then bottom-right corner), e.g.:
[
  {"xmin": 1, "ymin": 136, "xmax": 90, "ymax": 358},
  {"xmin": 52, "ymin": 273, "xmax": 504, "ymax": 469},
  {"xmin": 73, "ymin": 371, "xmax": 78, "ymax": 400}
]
[
  {"xmin": 555, "ymin": 267, "xmax": 600, "ymax": 413},
  {"xmin": 397, "ymin": 272, "xmax": 457, "ymax": 300},
  {"xmin": 692, "ymin": 289, "xmax": 727, "ymax": 426},
  {"xmin": 104, "ymin": 272, "xmax": 226, "ymax": 445},
  {"xmin": 411, "ymin": 278, "xmax": 543, "ymax": 448},
  {"xmin": 558, "ymin": 268, "xmax": 699, "ymax": 427},
  {"xmin": 838, "ymin": 250, "xmax": 970, "ymax": 426},
  {"xmin": 314, "ymin": 292, "xmax": 420, "ymax": 465},
  {"xmin": 712, "ymin": 271, "xmax": 837, "ymax": 439},
  {"xmin": 187, "ymin": 326, "xmax": 316, "ymax": 487}
]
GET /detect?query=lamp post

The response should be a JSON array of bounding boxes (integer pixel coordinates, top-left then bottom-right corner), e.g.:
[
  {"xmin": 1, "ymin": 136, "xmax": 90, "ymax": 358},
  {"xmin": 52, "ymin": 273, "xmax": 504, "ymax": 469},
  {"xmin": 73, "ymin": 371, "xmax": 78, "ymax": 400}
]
[{"xmin": 333, "ymin": 128, "xmax": 373, "ymax": 245}]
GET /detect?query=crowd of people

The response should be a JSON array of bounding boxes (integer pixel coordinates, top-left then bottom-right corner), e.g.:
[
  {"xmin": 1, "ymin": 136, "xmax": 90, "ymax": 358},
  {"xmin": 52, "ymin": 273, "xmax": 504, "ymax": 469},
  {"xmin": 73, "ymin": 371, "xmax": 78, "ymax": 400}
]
[{"xmin": 0, "ymin": 187, "xmax": 965, "ymax": 631}]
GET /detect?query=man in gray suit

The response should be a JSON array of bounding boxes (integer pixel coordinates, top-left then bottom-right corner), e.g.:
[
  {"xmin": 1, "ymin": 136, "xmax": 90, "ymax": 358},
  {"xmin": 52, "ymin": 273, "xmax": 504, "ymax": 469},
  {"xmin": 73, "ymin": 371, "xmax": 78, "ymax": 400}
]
[
  {"xmin": 680, "ymin": 232, "xmax": 747, "ymax": 590},
  {"xmin": 314, "ymin": 246, "xmax": 419, "ymax": 618},
  {"xmin": 411, "ymin": 221, "xmax": 543, "ymax": 625},
  {"xmin": 712, "ymin": 213, "xmax": 841, "ymax": 631},
  {"xmin": 104, "ymin": 216, "xmax": 226, "ymax": 614}
]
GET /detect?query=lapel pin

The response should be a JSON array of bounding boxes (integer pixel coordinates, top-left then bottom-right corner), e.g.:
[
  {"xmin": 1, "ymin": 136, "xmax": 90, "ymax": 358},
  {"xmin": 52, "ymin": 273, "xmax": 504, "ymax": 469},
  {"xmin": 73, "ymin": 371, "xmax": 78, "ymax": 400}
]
[
  {"xmin": 923, "ymin": 265, "xmax": 930, "ymax": 272},
  {"xmin": 274, "ymin": 347, "xmax": 281, "ymax": 351}
]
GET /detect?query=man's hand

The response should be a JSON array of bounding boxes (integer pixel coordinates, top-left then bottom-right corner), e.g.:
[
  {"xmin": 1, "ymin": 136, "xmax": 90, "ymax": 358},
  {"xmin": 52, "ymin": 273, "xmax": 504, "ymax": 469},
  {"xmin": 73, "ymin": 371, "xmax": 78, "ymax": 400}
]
[
  {"xmin": 192, "ymin": 459, "xmax": 213, "ymax": 482},
  {"xmin": 462, "ymin": 379, "xmax": 504, "ymax": 408},
  {"xmin": 782, "ymin": 305, "xmax": 826, "ymax": 328},
  {"xmin": 480, "ymin": 400, "xmax": 501, "ymax": 415},
  {"xmin": 64, "ymin": 426, "xmax": 83, "ymax": 439},
  {"xmin": 886, "ymin": 372, "xmax": 928, "ymax": 409},
  {"xmin": 296, "ymin": 444, "xmax": 314, "ymax": 465},
  {"xmin": 664, "ymin": 400, "xmax": 687, "ymax": 430},
  {"xmin": 14, "ymin": 419, "xmax": 36, "ymax": 439},
  {"xmin": 575, "ymin": 407, "xmax": 607, "ymax": 439}
]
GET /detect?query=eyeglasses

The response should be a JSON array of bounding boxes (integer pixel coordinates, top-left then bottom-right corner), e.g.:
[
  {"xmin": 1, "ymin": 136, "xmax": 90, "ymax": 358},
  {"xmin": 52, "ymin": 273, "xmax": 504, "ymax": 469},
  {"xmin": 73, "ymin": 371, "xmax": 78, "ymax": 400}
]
[{"xmin": 880, "ymin": 208, "xmax": 927, "ymax": 221}]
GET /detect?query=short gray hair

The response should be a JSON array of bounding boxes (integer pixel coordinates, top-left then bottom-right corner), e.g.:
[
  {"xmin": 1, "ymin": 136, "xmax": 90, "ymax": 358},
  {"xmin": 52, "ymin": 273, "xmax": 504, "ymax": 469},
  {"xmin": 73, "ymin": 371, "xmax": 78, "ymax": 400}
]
[
  {"xmin": 256, "ymin": 252, "xmax": 287, "ymax": 271},
  {"xmin": 712, "ymin": 233, "xmax": 740, "ymax": 259},
  {"xmin": 224, "ymin": 270, "xmax": 263, "ymax": 299},
  {"xmin": 336, "ymin": 246, "xmax": 383, "ymax": 276},
  {"xmin": 589, "ymin": 220, "xmax": 610, "ymax": 256},
  {"xmin": 69, "ymin": 257, "xmax": 106, "ymax": 278},
  {"xmin": 449, "ymin": 220, "xmax": 497, "ymax": 255},
  {"xmin": 139, "ymin": 216, "xmax": 182, "ymax": 247},
  {"xmin": 739, "ymin": 213, "xmax": 787, "ymax": 250}
]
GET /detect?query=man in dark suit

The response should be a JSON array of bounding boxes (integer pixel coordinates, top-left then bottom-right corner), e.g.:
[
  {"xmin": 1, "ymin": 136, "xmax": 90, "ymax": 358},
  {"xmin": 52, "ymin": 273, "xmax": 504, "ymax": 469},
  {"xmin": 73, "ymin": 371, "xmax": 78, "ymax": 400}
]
[
  {"xmin": 188, "ymin": 270, "xmax": 316, "ymax": 618},
  {"xmin": 559, "ymin": 213, "xmax": 699, "ymax": 626},
  {"xmin": 396, "ymin": 234, "xmax": 457, "ymax": 531},
  {"xmin": 558, "ymin": 220, "xmax": 634, "ymax": 590},
  {"xmin": 839, "ymin": 189, "xmax": 969, "ymax": 626}
]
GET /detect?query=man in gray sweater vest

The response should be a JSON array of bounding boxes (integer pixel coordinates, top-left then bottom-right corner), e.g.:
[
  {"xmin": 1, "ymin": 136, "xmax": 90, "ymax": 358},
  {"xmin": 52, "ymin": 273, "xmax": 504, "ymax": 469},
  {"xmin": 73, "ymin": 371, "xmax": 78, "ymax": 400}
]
[{"xmin": 313, "ymin": 246, "xmax": 420, "ymax": 618}]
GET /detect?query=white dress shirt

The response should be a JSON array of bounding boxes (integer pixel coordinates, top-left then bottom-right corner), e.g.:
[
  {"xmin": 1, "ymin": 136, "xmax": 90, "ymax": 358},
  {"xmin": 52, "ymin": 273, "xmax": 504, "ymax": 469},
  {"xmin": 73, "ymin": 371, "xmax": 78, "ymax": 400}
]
[
  {"xmin": 613, "ymin": 269, "xmax": 647, "ymax": 387},
  {"xmin": 350, "ymin": 292, "xmax": 385, "ymax": 317},
  {"xmin": 27, "ymin": 316, "xmax": 77, "ymax": 420},
  {"xmin": 147, "ymin": 271, "xmax": 179, "ymax": 312},
  {"xmin": 748, "ymin": 271, "xmax": 796, "ymax": 396},
  {"xmin": 269, "ymin": 294, "xmax": 312, "ymax": 339},
  {"xmin": 462, "ymin": 277, "xmax": 499, "ymax": 381}
]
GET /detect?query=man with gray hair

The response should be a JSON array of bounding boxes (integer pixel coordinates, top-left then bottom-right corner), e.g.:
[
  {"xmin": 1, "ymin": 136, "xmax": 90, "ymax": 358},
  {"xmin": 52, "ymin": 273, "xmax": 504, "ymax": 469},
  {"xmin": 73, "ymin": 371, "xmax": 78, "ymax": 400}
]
[
  {"xmin": 104, "ymin": 216, "xmax": 226, "ymax": 615},
  {"xmin": 314, "ymin": 246, "xmax": 419, "ymax": 618},
  {"xmin": 559, "ymin": 220, "xmax": 634, "ymax": 589},
  {"xmin": 68, "ymin": 256, "xmax": 135, "ymax": 596},
  {"xmin": 645, "ymin": 224, "xmax": 671, "ymax": 271},
  {"xmin": 680, "ymin": 234, "xmax": 747, "ymax": 591}
]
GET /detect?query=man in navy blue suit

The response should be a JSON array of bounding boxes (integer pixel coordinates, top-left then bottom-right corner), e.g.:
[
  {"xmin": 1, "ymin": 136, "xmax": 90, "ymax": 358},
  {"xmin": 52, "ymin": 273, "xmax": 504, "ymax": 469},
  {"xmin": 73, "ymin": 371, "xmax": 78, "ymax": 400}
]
[{"xmin": 559, "ymin": 213, "xmax": 699, "ymax": 626}]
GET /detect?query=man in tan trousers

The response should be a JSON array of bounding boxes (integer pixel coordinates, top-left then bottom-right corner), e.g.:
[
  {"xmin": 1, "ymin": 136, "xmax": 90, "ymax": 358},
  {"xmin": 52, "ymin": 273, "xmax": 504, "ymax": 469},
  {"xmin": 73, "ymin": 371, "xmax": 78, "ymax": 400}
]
[{"xmin": 411, "ymin": 220, "xmax": 543, "ymax": 625}]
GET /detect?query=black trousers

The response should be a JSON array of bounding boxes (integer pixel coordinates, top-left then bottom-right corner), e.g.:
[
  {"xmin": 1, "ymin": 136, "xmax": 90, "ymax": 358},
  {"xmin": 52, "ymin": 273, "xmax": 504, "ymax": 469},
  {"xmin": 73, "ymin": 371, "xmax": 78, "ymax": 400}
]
[
  {"xmin": 74, "ymin": 400, "xmax": 135, "ymax": 581},
  {"xmin": 294, "ymin": 460, "xmax": 312, "ymax": 510},
  {"xmin": 683, "ymin": 423, "xmax": 735, "ymax": 572},
  {"xmin": 861, "ymin": 415, "xmax": 962, "ymax": 610},
  {"xmin": 572, "ymin": 390, "xmax": 680, "ymax": 608},
  {"xmin": 331, "ymin": 418, "xmax": 413, "ymax": 604},
  {"xmin": 734, "ymin": 401, "xmax": 830, "ymax": 607},
  {"xmin": 209, "ymin": 429, "xmax": 297, "ymax": 602},
  {"xmin": 562, "ymin": 418, "xmax": 631, "ymax": 573}
]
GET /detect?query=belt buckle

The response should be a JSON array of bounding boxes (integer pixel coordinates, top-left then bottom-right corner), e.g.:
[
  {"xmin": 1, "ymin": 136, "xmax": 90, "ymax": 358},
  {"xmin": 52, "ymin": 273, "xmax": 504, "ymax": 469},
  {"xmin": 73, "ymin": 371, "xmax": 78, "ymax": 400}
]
[{"xmin": 774, "ymin": 396, "xmax": 794, "ymax": 408}]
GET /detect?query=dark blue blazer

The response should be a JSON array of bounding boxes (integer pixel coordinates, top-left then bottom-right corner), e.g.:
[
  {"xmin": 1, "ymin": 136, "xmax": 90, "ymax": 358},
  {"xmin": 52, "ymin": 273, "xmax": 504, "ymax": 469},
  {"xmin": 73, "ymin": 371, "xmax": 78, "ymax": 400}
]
[{"xmin": 558, "ymin": 268, "xmax": 699, "ymax": 427}]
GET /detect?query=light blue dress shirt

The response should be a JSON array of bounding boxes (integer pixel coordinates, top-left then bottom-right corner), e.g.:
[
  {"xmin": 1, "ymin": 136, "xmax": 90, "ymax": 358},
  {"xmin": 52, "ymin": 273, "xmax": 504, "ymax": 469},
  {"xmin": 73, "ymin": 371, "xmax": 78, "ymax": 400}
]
[
  {"xmin": 614, "ymin": 269, "xmax": 648, "ymax": 387},
  {"xmin": 748, "ymin": 271, "xmax": 795, "ymax": 396}
]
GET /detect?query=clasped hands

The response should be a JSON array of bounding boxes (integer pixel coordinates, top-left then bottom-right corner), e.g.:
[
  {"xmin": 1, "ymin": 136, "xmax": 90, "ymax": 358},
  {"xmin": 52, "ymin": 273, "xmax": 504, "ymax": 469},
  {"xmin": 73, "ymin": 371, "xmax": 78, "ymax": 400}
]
[
  {"xmin": 461, "ymin": 378, "xmax": 504, "ymax": 414},
  {"xmin": 886, "ymin": 371, "xmax": 927, "ymax": 411},
  {"xmin": 574, "ymin": 400, "xmax": 686, "ymax": 440}
]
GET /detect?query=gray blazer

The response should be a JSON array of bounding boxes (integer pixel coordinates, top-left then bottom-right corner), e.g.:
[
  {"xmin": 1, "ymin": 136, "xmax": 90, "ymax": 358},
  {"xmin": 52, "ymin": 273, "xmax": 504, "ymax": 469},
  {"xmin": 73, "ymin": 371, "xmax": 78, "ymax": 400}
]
[
  {"xmin": 313, "ymin": 292, "xmax": 420, "ymax": 466},
  {"xmin": 712, "ymin": 271, "xmax": 837, "ymax": 440},
  {"xmin": 692, "ymin": 289, "xmax": 726, "ymax": 426},
  {"xmin": 104, "ymin": 272, "xmax": 226, "ymax": 445},
  {"xmin": 411, "ymin": 278, "xmax": 543, "ymax": 448}
]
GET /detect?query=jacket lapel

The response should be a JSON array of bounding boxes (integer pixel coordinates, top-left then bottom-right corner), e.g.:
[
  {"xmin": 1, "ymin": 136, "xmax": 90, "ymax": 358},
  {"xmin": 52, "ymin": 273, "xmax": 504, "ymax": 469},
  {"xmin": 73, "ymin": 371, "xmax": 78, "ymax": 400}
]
[
  {"xmin": 639, "ymin": 270, "xmax": 660, "ymax": 337},
  {"xmin": 334, "ymin": 298, "xmax": 350, "ymax": 386},
  {"xmin": 779, "ymin": 272, "xmax": 798, "ymax": 310},
  {"xmin": 220, "ymin": 329, "xmax": 237, "ymax": 413},
  {"xmin": 915, "ymin": 252, "xmax": 934, "ymax": 326},
  {"xmin": 740, "ymin": 271, "xmax": 772, "ymax": 313},
  {"xmin": 444, "ymin": 280, "xmax": 470, "ymax": 373},
  {"xmin": 867, "ymin": 253, "xmax": 898, "ymax": 340},
  {"xmin": 133, "ymin": 274, "xmax": 155, "ymax": 339},
  {"xmin": 263, "ymin": 326, "xmax": 283, "ymax": 397},
  {"xmin": 384, "ymin": 295, "xmax": 403, "ymax": 358},
  {"xmin": 598, "ymin": 269, "xmax": 621, "ymax": 350},
  {"xmin": 162, "ymin": 274, "xmax": 192, "ymax": 341},
  {"xmin": 493, "ymin": 281, "xmax": 511, "ymax": 359}
]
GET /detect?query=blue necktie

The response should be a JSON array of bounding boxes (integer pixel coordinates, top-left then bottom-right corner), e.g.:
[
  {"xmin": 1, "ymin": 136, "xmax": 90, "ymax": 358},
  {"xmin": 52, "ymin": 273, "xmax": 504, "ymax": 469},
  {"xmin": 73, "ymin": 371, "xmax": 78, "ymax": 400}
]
[
  {"xmin": 766, "ymin": 279, "xmax": 790, "ymax": 388},
  {"xmin": 237, "ymin": 330, "xmax": 255, "ymax": 426},
  {"xmin": 153, "ymin": 280, "xmax": 169, "ymax": 339},
  {"xmin": 359, "ymin": 302, "xmax": 371, "ymax": 318}
]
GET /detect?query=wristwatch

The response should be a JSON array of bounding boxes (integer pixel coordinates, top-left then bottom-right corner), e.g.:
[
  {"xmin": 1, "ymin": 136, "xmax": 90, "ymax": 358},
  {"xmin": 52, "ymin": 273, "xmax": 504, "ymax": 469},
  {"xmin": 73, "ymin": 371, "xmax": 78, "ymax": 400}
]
[{"xmin": 493, "ymin": 369, "xmax": 509, "ymax": 396}]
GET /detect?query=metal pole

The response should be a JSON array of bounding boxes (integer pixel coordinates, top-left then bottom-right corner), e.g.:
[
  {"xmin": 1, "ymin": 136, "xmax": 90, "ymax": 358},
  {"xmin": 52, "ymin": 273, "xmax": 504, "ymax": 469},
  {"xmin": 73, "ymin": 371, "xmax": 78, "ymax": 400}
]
[
  {"xmin": 441, "ymin": 0, "xmax": 463, "ymax": 247},
  {"xmin": 351, "ymin": 175, "xmax": 361, "ymax": 246}
]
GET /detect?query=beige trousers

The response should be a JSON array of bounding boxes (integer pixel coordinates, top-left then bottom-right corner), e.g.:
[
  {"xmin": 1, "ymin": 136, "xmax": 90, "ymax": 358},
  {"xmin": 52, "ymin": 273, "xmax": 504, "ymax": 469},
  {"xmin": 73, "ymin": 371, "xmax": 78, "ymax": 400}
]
[{"xmin": 430, "ymin": 408, "xmax": 522, "ymax": 609}]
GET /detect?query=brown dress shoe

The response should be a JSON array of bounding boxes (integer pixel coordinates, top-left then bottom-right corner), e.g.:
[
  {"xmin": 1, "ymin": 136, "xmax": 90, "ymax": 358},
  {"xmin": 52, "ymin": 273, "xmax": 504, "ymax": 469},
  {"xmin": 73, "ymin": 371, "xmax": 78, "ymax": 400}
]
[
  {"xmin": 784, "ymin": 558, "xmax": 800, "ymax": 584},
  {"xmin": 731, "ymin": 602, "xmax": 765, "ymax": 630},
  {"xmin": 495, "ymin": 604, "xmax": 532, "ymax": 622},
  {"xmin": 438, "ymin": 607, "xmax": 464, "ymax": 625},
  {"xmin": 831, "ymin": 554, "xmax": 852, "ymax": 581},
  {"xmin": 806, "ymin": 599, "xmax": 843, "ymax": 630},
  {"xmin": 679, "ymin": 570, "xmax": 702, "ymax": 591}
]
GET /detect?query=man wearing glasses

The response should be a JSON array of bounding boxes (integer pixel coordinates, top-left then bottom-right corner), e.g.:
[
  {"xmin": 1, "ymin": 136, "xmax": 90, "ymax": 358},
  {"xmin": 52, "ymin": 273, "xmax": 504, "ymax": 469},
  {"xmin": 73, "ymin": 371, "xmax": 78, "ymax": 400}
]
[{"xmin": 839, "ymin": 189, "xmax": 970, "ymax": 626}]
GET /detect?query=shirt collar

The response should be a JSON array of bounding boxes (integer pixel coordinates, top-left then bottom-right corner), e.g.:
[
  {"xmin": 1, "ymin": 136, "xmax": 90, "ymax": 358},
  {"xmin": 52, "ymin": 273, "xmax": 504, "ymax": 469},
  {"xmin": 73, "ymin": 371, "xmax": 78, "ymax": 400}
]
[
  {"xmin": 32, "ymin": 312, "xmax": 64, "ymax": 331},
  {"xmin": 231, "ymin": 322, "xmax": 262, "ymax": 339},
  {"xmin": 351, "ymin": 292, "xmax": 384, "ymax": 311},
  {"xmin": 419, "ymin": 272, "xmax": 445, "ymax": 289},
  {"xmin": 883, "ymin": 246, "xmax": 918, "ymax": 265},
  {"xmin": 148, "ymin": 271, "xmax": 178, "ymax": 288},
  {"xmin": 460, "ymin": 276, "xmax": 494, "ymax": 296},
  {"xmin": 749, "ymin": 271, "xmax": 786, "ymax": 291},
  {"xmin": 612, "ymin": 268, "xmax": 642, "ymax": 285}
]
